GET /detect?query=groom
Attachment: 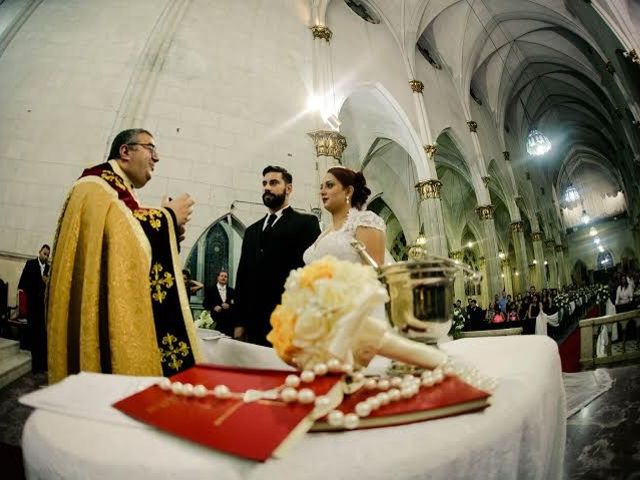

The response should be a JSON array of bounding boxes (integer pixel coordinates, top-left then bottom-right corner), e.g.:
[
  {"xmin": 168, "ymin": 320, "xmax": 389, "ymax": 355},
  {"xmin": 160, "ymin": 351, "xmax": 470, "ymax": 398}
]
[{"xmin": 234, "ymin": 166, "xmax": 320, "ymax": 346}]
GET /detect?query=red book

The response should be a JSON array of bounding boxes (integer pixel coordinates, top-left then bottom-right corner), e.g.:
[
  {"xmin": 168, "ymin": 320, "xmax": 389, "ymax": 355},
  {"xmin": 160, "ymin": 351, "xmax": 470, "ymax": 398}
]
[
  {"xmin": 312, "ymin": 375, "xmax": 491, "ymax": 431},
  {"xmin": 113, "ymin": 364, "xmax": 343, "ymax": 461}
]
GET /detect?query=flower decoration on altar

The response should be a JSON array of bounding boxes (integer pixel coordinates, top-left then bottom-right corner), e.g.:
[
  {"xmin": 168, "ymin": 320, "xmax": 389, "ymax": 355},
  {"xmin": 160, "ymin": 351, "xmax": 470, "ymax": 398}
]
[
  {"xmin": 194, "ymin": 310, "xmax": 216, "ymax": 330},
  {"xmin": 267, "ymin": 256, "xmax": 448, "ymax": 371}
]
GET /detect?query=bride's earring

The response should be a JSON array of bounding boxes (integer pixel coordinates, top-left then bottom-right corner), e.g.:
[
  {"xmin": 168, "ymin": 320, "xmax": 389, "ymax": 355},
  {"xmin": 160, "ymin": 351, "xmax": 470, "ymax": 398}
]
[{"xmin": 346, "ymin": 196, "xmax": 350, "ymax": 204}]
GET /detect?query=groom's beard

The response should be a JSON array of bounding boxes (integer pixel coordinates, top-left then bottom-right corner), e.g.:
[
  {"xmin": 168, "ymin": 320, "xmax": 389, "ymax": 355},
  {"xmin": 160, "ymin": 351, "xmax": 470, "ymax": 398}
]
[{"xmin": 262, "ymin": 191, "xmax": 286, "ymax": 210}]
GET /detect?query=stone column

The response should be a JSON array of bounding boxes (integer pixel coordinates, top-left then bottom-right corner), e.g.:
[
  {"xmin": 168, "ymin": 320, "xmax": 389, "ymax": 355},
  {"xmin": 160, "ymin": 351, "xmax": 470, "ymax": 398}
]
[
  {"xmin": 307, "ymin": 130, "xmax": 347, "ymax": 227},
  {"xmin": 555, "ymin": 244, "xmax": 568, "ymax": 288},
  {"xmin": 479, "ymin": 255, "xmax": 488, "ymax": 307},
  {"xmin": 501, "ymin": 259, "xmax": 513, "ymax": 296},
  {"xmin": 415, "ymin": 178, "xmax": 447, "ymax": 256},
  {"xmin": 476, "ymin": 205, "xmax": 501, "ymax": 301},
  {"xmin": 449, "ymin": 250, "xmax": 465, "ymax": 303},
  {"xmin": 545, "ymin": 240, "xmax": 558, "ymax": 289},
  {"xmin": 531, "ymin": 231, "xmax": 546, "ymax": 290},
  {"xmin": 510, "ymin": 221, "xmax": 529, "ymax": 292}
]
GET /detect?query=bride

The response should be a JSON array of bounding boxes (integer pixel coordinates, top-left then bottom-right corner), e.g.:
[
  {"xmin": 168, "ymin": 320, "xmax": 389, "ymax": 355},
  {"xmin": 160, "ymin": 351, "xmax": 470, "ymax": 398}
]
[{"xmin": 303, "ymin": 166, "xmax": 385, "ymax": 266}]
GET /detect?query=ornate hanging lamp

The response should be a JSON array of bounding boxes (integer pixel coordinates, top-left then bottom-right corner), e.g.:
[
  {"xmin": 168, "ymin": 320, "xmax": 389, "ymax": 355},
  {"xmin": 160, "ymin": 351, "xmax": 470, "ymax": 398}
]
[{"xmin": 526, "ymin": 128, "xmax": 551, "ymax": 156}]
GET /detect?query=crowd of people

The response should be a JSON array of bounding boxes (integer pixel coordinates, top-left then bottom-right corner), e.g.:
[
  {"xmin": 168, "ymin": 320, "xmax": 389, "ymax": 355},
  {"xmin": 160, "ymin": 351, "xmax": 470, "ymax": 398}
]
[{"xmin": 452, "ymin": 269, "xmax": 639, "ymax": 335}]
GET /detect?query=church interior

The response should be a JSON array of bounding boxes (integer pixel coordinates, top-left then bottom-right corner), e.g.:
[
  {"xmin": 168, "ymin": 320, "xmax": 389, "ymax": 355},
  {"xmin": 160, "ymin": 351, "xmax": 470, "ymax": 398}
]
[{"xmin": 0, "ymin": 0, "xmax": 639, "ymax": 478}]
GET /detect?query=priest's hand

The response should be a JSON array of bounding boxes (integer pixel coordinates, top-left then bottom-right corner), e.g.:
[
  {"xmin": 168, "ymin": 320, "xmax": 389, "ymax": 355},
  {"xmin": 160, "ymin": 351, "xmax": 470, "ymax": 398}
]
[{"xmin": 162, "ymin": 194, "xmax": 194, "ymax": 227}]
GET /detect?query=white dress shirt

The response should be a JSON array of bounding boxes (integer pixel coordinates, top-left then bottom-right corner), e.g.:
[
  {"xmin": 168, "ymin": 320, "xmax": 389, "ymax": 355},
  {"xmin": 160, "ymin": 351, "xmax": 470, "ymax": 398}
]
[
  {"xmin": 217, "ymin": 283, "xmax": 227, "ymax": 303},
  {"xmin": 262, "ymin": 206, "xmax": 288, "ymax": 230}
]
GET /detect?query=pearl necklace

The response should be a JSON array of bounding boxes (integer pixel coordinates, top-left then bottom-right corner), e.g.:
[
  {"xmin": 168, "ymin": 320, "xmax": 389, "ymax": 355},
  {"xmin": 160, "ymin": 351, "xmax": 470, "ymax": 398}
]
[{"xmin": 157, "ymin": 358, "xmax": 495, "ymax": 430}]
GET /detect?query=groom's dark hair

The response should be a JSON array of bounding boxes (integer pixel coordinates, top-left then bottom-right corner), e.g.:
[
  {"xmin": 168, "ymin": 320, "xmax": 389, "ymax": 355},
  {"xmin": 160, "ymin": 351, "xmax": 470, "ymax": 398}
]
[{"xmin": 263, "ymin": 165, "xmax": 292, "ymax": 184}]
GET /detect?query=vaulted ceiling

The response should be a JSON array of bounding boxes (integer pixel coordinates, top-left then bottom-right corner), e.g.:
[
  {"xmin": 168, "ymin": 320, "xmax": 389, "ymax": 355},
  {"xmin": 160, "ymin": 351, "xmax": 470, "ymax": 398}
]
[{"xmin": 367, "ymin": 0, "xmax": 640, "ymax": 227}]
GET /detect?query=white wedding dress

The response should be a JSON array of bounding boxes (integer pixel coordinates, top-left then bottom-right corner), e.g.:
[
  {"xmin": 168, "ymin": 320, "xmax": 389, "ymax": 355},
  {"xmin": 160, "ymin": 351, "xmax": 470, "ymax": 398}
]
[
  {"xmin": 303, "ymin": 207, "xmax": 389, "ymax": 327},
  {"xmin": 303, "ymin": 208, "xmax": 386, "ymax": 265}
]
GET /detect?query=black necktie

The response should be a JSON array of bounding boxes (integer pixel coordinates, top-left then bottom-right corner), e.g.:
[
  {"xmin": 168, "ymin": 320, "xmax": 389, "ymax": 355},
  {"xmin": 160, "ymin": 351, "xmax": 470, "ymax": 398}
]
[{"xmin": 265, "ymin": 213, "xmax": 277, "ymax": 231}]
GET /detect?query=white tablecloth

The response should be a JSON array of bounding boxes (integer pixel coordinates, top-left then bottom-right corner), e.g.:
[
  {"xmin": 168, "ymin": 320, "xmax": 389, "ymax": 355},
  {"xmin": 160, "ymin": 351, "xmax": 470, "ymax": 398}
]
[{"xmin": 21, "ymin": 335, "xmax": 566, "ymax": 480}]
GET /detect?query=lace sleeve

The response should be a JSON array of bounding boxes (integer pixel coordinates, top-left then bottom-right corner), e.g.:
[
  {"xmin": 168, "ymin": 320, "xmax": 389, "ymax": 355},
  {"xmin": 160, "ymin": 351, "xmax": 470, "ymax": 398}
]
[{"xmin": 345, "ymin": 209, "xmax": 385, "ymax": 233}]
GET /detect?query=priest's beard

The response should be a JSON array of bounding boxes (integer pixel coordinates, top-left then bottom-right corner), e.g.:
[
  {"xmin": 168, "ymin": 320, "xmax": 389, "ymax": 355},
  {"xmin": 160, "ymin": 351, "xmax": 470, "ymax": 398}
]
[{"xmin": 262, "ymin": 191, "xmax": 286, "ymax": 210}]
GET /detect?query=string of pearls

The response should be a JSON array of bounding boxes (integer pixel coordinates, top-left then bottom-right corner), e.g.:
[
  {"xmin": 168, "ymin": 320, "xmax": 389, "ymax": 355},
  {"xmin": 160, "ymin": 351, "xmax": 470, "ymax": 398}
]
[
  {"xmin": 327, "ymin": 359, "xmax": 496, "ymax": 430},
  {"xmin": 156, "ymin": 358, "xmax": 496, "ymax": 431},
  {"xmin": 157, "ymin": 358, "xmax": 352, "ymax": 407}
]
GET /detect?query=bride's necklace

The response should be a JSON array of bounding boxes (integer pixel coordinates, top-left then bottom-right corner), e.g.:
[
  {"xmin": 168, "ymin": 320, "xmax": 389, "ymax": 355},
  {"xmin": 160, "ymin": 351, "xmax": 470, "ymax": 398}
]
[{"xmin": 331, "ymin": 209, "xmax": 351, "ymax": 232}]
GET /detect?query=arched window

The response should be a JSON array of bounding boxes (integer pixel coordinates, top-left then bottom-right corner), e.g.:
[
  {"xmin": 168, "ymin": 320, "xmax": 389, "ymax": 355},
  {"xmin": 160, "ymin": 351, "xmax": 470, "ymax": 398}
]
[
  {"xmin": 344, "ymin": 0, "xmax": 380, "ymax": 24},
  {"xmin": 463, "ymin": 248, "xmax": 481, "ymax": 297}
]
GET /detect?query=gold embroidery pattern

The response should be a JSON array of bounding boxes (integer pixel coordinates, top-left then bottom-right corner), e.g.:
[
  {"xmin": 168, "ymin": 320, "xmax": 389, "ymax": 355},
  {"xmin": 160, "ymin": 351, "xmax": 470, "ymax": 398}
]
[
  {"xmin": 134, "ymin": 208, "xmax": 163, "ymax": 231},
  {"xmin": 150, "ymin": 262, "xmax": 174, "ymax": 303},
  {"xmin": 100, "ymin": 170, "xmax": 126, "ymax": 191},
  {"xmin": 159, "ymin": 333, "xmax": 190, "ymax": 371}
]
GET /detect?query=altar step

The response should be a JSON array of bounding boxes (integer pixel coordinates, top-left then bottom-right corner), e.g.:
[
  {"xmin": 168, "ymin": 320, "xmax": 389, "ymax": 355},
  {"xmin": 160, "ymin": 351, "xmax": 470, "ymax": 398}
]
[{"xmin": 0, "ymin": 338, "xmax": 31, "ymax": 390}]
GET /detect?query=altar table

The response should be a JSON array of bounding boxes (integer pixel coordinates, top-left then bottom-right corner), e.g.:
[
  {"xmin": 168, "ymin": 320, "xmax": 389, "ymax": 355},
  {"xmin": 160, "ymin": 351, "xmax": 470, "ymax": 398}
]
[{"xmin": 21, "ymin": 335, "xmax": 566, "ymax": 480}]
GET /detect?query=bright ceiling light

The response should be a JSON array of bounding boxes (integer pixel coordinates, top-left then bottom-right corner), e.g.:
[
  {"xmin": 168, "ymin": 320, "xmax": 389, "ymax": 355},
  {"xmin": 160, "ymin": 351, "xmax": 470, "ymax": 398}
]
[
  {"xmin": 563, "ymin": 185, "xmax": 580, "ymax": 203},
  {"xmin": 544, "ymin": 260, "xmax": 548, "ymax": 265},
  {"xmin": 532, "ymin": 259, "xmax": 538, "ymax": 265},
  {"xmin": 307, "ymin": 94, "xmax": 322, "ymax": 111},
  {"xmin": 594, "ymin": 237, "xmax": 600, "ymax": 245},
  {"xmin": 589, "ymin": 227, "xmax": 598, "ymax": 237},
  {"xmin": 415, "ymin": 233, "xmax": 427, "ymax": 246},
  {"xmin": 581, "ymin": 210, "xmax": 590, "ymax": 225},
  {"xmin": 597, "ymin": 245, "xmax": 604, "ymax": 253},
  {"xmin": 467, "ymin": 241, "xmax": 473, "ymax": 248},
  {"xmin": 526, "ymin": 128, "xmax": 551, "ymax": 156}
]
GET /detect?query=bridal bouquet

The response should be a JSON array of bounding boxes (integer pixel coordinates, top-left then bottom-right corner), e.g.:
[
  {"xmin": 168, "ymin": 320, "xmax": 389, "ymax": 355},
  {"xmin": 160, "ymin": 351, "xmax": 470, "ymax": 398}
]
[
  {"xmin": 267, "ymin": 256, "xmax": 447, "ymax": 371},
  {"xmin": 194, "ymin": 310, "xmax": 216, "ymax": 330}
]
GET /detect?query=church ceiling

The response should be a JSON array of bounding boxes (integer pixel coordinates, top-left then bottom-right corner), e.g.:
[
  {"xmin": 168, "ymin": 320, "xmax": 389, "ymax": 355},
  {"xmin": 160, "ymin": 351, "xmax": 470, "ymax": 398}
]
[{"xmin": 368, "ymin": 0, "xmax": 639, "ymax": 229}]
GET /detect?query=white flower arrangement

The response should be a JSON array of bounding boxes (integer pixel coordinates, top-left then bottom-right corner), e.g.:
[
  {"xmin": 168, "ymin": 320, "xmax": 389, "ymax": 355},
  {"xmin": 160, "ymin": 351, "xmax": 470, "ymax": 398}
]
[
  {"xmin": 194, "ymin": 310, "xmax": 216, "ymax": 330},
  {"xmin": 268, "ymin": 256, "xmax": 448, "ymax": 372}
]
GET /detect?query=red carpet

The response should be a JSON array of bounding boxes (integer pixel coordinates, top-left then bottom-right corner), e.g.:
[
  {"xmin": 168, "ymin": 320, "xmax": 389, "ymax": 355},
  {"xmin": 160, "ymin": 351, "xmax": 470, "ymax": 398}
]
[
  {"xmin": 558, "ymin": 328, "xmax": 581, "ymax": 373},
  {"xmin": 558, "ymin": 305, "xmax": 601, "ymax": 373}
]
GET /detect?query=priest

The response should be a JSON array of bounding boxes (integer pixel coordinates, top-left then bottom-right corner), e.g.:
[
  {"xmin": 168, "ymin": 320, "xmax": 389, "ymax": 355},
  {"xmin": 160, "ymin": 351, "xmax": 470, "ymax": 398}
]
[{"xmin": 47, "ymin": 128, "xmax": 201, "ymax": 383}]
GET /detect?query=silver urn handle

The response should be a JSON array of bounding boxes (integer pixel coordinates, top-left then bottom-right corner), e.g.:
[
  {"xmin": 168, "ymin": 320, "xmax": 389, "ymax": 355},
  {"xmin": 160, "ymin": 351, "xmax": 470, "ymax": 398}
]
[{"xmin": 350, "ymin": 239, "xmax": 380, "ymax": 270}]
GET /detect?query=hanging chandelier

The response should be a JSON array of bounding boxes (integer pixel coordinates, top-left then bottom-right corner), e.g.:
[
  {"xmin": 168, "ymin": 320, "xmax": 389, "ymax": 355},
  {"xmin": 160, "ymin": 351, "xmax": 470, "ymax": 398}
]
[{"xmin": 526, "ymin": 128, "xmax": 551, "ymax": 156}]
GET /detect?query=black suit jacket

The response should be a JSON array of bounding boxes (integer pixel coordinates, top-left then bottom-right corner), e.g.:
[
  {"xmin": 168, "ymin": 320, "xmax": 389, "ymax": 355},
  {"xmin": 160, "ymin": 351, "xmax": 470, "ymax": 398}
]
[
  {"xmin": 235, "ymin": 207, "xmax": 320, "ymax": 346},
  {"xmin": 203, "ymin": 285, "xmax": 236, "ymax": 337},
  {"xmin": 18, "ymin": 258, "xmax": 49, "ymax": 319}
]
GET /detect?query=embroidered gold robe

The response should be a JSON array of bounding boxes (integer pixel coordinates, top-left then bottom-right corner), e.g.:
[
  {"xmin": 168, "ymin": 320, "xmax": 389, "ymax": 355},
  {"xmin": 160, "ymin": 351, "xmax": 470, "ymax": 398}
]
[{"xmin": 47, "ymin": 163, "xmax": 201, "ymax": 383}]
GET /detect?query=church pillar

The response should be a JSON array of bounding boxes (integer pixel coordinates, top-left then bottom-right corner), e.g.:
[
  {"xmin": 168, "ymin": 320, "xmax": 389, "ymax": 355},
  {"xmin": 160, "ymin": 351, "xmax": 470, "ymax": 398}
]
[
  {"xmin": 555, "ymin": 244, "xmax": 569, "ymax": 288},
  {"xmin": 501, "ymin": 259, "xmax": 513, "ymax": 296},
  {"xmin": 476, "ymin": 205, "xmax": 501, "ymax": 302},
  {"xmin": 531, "ymin": 232, "xmax": 546, "ymax": 290},
  {"xmin": 545, "ymin": 240, "xmax": 558, "ymax": 289},
  {"xmin": 510, "ymin": 221, "xmax": 529, "ymax": 292},
  {"xmin": 307, "ymin": 130, "xmax": 347, "ymax": 228},
  {"xmin": 449, "ymin": 250, "xmax": 465, "ymax": 303},
  {"xmin": 478, "ymin": 256, "xmax": 488, "ymax": 307},
  {"xmin": 415, "ymin": 178, "xmax": 447, "ymax": 256}
]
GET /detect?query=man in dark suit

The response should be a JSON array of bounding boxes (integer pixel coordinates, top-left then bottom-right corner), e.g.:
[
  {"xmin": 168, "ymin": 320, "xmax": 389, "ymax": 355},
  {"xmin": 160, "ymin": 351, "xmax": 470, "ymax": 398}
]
[
  {"xmin": 18, "ymin": 244, "xmax": 50, "ymax": 372},
  {"xmin": 203, "ymin": 270, "xmax": 235, "ymax": 337},
  {"xmin": 234, "ymin": 166, "xmax": 320, "ymax": 346}
]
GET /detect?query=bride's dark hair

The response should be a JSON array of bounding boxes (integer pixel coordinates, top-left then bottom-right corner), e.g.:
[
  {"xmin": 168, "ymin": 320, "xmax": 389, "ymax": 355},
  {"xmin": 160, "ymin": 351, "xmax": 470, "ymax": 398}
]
[{"xmin": 327, "ymin": 166, "xmax": 371, "ymax": 210}]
